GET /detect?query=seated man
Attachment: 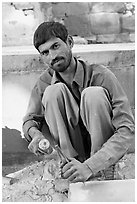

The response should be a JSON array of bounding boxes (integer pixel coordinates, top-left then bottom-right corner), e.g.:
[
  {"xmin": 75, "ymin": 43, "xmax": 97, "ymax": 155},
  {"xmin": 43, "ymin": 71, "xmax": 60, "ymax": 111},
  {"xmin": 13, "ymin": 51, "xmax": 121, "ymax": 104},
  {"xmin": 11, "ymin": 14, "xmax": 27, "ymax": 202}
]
[{"xmin": 22, "ymin": 21, "xmax": 135, "ymax": 183}]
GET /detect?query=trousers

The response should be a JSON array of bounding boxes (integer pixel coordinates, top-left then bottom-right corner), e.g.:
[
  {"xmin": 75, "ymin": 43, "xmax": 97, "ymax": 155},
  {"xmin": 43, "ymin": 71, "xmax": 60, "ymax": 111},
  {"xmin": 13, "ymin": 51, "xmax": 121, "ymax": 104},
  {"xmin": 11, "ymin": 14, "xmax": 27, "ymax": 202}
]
[{"xmin": 42, "ymin": 82, "xmax": 114, "ymax": 160}]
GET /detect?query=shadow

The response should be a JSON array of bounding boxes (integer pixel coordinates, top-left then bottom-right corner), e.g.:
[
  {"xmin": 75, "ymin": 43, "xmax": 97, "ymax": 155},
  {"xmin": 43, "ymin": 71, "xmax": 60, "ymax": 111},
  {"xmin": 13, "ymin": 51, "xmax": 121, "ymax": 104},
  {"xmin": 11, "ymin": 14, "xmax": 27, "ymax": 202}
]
[
  {"xmin": 2, "ymin": 126, "xmax": 29, "ymax": 153},
  {"xmin": 2, "ymin": 126, "xmax": 40, "ymax": 170}
]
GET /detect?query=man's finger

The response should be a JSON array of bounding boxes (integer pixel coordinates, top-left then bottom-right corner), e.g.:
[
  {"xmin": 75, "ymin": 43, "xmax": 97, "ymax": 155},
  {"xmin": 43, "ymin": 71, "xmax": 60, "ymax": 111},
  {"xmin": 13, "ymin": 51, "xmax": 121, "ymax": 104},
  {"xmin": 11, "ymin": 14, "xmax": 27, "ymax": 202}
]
[
  {"xmin": 71, "ymin": 175, "xmax": 82, "ymax": 183},
  {"xmin": 35, "ymin": 150, "xmax": 41, "ymax": 156},
  {"xmin": 67, "ymin": 172, "xmax": 79, "ymax": 182},
  {"xmin": 63, "ymin": 167, "xmax": 76, "ymax": 179},
  {"xmin": 62, "ymin": 162, "xmax": 73, "ymax": 173}
]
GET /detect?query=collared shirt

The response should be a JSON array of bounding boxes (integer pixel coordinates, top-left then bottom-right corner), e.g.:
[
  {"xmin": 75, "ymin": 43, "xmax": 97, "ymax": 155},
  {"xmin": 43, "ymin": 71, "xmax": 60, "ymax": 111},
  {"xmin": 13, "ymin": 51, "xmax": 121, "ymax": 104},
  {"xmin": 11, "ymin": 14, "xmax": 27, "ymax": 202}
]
[{"xmin": 22, "ymin": 58, "xmax": 135, "ymax": 174}]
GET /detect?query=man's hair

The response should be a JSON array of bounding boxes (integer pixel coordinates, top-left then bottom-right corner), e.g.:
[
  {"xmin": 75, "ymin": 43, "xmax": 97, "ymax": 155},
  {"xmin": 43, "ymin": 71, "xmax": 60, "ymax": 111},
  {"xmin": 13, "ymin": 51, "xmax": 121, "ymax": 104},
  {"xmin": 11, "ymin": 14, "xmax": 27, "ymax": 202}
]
[{"xmin": 33, "ymin": 21, "xmax": 68, "ymax": 51}]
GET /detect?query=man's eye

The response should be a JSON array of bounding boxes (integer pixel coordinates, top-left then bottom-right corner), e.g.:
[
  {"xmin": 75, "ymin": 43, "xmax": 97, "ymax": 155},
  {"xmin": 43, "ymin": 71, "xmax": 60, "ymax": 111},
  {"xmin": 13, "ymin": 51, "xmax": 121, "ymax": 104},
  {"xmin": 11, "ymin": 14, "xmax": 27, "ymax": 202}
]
[
  {"xmin": 41, "ymin": 51, "xmax": 49, "ymax": 56},
  {"xmin": 53, "ymin": 43, "xmax": 59, "ymax": 49}
]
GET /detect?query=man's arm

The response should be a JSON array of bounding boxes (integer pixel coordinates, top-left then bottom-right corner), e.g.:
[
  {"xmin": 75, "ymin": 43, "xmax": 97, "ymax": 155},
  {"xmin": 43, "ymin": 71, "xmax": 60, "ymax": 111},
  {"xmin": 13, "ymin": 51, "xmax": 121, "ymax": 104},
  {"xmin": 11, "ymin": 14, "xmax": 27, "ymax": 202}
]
[
  {"xmin": 84, "ymin": 68, "xmax": 135, "ymax": 175},
  {"xmin": 22, "ymin": 84, "xmax": 44, "ymax": 142},
  {"xmin": 27, "ymin": 126, "xmax": 45, "ymax": 155}
]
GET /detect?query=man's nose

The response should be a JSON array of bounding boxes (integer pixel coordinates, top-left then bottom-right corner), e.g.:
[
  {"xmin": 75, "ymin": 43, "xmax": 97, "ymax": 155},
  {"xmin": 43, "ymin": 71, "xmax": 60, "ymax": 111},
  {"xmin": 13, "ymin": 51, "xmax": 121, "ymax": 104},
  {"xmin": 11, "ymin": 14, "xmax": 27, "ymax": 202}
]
[
  {"xmin": 48, "ymin": 50, "xmax": 57, "ymax": 65},
  {"xmin": 49, "ymin": 50, "xmax": 57, "ymax": 60}
]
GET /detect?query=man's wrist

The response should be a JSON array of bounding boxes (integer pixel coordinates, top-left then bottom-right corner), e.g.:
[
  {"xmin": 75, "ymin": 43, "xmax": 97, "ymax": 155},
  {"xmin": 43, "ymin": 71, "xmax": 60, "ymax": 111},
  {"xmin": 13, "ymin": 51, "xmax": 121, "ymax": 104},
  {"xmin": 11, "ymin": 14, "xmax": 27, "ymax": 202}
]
[
  {"xmin": 83, "ymin": 163, "xmax": 93, "ymax": 181},
  {"xmin": 28, "ymin": 127, "xmax": 44, "ymax": 140}
]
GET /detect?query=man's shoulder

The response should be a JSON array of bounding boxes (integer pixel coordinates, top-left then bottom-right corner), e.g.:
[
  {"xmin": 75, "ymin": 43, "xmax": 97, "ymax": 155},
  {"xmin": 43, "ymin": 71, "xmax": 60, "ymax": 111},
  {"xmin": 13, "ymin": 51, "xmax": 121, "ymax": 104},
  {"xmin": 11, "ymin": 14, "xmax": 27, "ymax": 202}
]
[
  {"xmin": 90, "ymin": 63, "xmax": 108, "ymax": 73},
  {"xmin": 38, "ymin": 68, "xmax": 54, "ymax": 84},
  {"xmin": 79, "ymin": 59, "xmax": 108, "ymax": 74},
  {"xmin": 34, "ymin": 68, "xmax": 54, "ymax": 95}
]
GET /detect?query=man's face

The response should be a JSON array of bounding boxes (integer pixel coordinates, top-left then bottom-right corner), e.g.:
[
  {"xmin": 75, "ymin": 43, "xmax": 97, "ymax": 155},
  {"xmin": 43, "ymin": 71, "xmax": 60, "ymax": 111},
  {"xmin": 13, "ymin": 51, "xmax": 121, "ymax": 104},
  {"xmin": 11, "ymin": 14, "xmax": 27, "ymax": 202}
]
[{"xmin": 38, "ymin": 37, "xmax": 73, "ymax": 72}]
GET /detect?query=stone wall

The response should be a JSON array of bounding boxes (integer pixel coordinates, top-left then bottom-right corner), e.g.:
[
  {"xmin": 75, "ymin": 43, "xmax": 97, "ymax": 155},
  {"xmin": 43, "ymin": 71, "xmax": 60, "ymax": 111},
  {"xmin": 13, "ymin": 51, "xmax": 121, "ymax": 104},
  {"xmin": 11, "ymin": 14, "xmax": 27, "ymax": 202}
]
[{"xmin": 2, "ymin": 2, "xmax": 135, "ymax": 46}]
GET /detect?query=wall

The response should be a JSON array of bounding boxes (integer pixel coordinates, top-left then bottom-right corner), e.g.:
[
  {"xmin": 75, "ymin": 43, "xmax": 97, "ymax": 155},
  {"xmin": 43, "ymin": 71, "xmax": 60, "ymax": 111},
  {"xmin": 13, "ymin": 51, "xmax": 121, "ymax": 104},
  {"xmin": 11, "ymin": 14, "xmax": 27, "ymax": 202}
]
[{"xmin": 2, "ymin": 2, "xmax": 135, "ymax": 46}]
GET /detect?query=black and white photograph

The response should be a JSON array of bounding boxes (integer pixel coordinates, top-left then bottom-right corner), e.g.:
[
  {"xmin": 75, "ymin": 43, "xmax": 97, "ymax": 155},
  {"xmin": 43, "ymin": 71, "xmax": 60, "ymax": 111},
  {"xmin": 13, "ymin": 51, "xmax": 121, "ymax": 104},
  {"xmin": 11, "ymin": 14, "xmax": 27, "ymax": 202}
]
[{"xmin": 2, "ymin": 1, "xmax": 135, "ymax": 202}]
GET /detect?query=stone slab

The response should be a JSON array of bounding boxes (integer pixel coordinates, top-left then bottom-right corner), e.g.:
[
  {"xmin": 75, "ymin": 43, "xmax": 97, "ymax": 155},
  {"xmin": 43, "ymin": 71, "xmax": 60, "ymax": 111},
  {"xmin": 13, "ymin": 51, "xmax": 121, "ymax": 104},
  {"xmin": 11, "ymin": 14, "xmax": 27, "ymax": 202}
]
[
  {"xmin": 69, "ymin": 179, "xmax": 135, "ymax": 202},
  {"xmin": 91, "ymin": 2, "xmax": 126, "ymax": 13},
  {"xmin": 2, "ymin": 43, "xmax": 135, "ymax": 56},
  {"xmin": 121, "ymin": 15, "xmax": 135, "ymax": 32},
  {"xmin": 89, "ymin": 13, "xmax": 120, "ymax": 35}
]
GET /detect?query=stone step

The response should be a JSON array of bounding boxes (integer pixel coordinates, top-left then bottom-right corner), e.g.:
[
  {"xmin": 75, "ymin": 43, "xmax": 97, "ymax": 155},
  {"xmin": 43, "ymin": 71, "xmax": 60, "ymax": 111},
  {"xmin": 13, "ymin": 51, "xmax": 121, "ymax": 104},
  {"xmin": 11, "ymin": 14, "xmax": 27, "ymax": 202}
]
[{"xmin": 2, "ymin": 43, "xmax": 135, "ymax": 56}]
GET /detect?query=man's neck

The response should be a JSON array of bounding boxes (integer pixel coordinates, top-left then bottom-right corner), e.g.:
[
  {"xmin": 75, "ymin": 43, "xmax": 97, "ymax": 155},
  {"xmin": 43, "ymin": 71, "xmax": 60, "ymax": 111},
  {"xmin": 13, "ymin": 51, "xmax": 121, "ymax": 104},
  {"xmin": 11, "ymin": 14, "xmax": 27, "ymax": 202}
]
[{"xmin": 59, "ymin": 57, "xmax": 76, "ymax": 86}]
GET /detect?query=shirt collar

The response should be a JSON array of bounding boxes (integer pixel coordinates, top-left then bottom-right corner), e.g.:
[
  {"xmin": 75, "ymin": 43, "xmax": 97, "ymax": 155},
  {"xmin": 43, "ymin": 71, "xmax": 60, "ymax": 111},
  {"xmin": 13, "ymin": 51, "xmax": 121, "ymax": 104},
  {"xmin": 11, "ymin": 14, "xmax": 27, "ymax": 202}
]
[
  {"xmin": 51, "ymin": 71, "xmax": 60, "ymax": 85},
  {"xmin": 51, "ymin": 57, "xmax": 84, "ymax": 87},
  {"xmin": 73, "ymin": 58, "xmax": 84, "ymax": 87}
]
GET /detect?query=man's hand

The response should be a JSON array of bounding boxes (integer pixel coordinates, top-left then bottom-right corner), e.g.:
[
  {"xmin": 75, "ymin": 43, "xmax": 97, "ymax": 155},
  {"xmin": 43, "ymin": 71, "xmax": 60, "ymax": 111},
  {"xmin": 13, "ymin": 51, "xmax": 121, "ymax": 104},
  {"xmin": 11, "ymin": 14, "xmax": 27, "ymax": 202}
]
[
  {"xmin": 28, "ymin": 130, "xmax": 45, "ymax": 156},
  {"xmin": 61, "ymin": 158, "xmax": 93, "ymax": 183}
]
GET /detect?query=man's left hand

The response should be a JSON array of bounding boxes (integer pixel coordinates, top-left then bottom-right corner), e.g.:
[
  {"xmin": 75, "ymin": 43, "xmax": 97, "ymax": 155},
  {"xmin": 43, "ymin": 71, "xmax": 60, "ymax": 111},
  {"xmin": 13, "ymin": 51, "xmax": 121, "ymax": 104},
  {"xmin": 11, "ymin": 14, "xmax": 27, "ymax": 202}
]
[{"xmin": 61, "ymin": 158, "xmax": 93, "ymax": 183}]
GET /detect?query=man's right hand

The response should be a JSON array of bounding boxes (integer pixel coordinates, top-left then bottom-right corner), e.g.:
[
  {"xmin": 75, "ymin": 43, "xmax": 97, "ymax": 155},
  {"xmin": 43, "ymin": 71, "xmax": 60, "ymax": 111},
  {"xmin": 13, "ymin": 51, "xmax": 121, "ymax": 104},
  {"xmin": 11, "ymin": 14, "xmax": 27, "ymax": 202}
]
[{"xmin": 28, "ymin": 127, "xmax": 45, "ymax": 156}]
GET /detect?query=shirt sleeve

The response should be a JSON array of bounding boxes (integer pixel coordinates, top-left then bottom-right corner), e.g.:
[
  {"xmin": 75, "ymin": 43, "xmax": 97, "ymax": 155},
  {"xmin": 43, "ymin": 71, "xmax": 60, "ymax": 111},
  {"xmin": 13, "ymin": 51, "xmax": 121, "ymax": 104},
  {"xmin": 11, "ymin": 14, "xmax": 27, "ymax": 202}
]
[
  {"xmin": 22, "ymin": 83, "xmax": 44, "ymax": 142},
  {"xmin": 84, "ymin": 68, "xmax": 135, "ymax": 175}
]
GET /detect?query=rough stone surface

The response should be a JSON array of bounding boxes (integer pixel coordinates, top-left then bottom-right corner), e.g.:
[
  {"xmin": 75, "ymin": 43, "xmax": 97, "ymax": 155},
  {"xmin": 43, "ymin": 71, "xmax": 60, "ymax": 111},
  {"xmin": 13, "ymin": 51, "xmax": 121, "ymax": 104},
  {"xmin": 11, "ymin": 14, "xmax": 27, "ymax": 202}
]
[
  {"xmin": 64, "ymin": 14, "xmax": 92, "ymax": 37},
  {"xmin": 114, "ymin": 153, "xmax": 135, "ymax": 180},
  {"xmin": 115, "ymin": 33, "xmax": 130, "ymax": 43},
  {"xmin": 85, "ymin": 35, "xmax": 97, "ymax": 43},
  {"xmin": 129, "ymin": 33, "xmax": 135, "ymax": 42},
  {"xmin": 97, "ymin": 33, "xmax": 130, "ymax": 43},
  {"xmin": 108, "ymin": 50, "xmax": 135, "ymax": 68},
  {"xmin": 2, "ymin": 2, "xmax": 135, "ymax": 45},
  {"xmin": 2, "ymin": 158, "xmax": 69, "ymax": 202},
  {"xmin": 52, "ymin": 2, "xmax": 90, "ymax": 16},
  {"xmin": 121, "ymin": 15, "xmax": 135, "ymax": 32},
  {"xmin": 97, "ymin": 34, "xmax": 116, "ymax": 43},
  {"xmin": 89, "ymin": 13, "xmax": 120, "ymax": 35},
  {"xmin": 72, "ymin": 36, "xmax": 88, "ymax": 44},
  {"xmin": 91, "ymin": 2, "xmax": 126, "ymax": 13},
  {"xmin": 2, "ymin": 55, "xmax": 46, "ymax": 72},
  {"xmin": 3, "ymin": 151, "xmax": 135, "ymax": 191},
  {"xmin": 85, "ymin": 153, "xmax": 135, "ymax": 181}
]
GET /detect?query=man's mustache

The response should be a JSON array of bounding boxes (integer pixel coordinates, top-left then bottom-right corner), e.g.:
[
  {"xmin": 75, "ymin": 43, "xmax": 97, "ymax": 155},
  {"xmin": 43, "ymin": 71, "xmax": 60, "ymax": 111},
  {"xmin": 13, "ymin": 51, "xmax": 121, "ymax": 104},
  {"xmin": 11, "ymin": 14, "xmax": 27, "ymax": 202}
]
[{"xmin": 51, "ymin": 57, "xmax": 64, "ymax": 66}]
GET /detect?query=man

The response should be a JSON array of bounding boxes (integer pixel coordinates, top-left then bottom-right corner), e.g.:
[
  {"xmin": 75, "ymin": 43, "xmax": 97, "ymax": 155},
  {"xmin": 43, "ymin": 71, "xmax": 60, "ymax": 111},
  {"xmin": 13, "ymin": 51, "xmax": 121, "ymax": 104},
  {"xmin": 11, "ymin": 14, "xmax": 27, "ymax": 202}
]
[{"xmin": 22, "ymin": 21, "xmax": 135, "ymax": 183}]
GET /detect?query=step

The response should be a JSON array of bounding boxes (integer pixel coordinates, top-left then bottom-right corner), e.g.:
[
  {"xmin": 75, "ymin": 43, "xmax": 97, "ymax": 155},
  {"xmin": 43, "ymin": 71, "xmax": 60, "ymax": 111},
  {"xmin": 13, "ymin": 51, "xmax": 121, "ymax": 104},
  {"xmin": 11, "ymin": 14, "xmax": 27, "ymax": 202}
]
[{"xmin": 2, "ymin": 43, "xmax": 135, "ymax": 56}]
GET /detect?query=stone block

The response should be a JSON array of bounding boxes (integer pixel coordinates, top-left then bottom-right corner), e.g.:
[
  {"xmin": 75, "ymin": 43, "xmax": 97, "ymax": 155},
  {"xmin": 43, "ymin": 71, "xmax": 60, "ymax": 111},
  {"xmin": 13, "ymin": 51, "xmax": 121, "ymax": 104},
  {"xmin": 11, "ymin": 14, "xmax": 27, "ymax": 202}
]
[
  {"xmin": 52, "ymin": 2, "xmax": 90, "ymax": 16},
  {"xmin": 114, "ymin": 153, "xmax": 135, "ymax": 179},
  {"xmin": 64, "ymin": 14, "xmax": 92, "ymax": 37},
  {"xmin": 114, "ymin": 33, "xmax": 130, "ymax": 43},
  {"xmin": 85, "ymin": 35, "xmax": 97, "ymax": 44},
  {"xmin": 97, "ymin": 34, "xmax": 116, "ymax": 43},
  {"xmin": 121, "ymin": 15, "xmax": 135, "ymax": 32},
  {"xmin": 108, "ymin": 50, "xmax": 135, "ymax": 68},
  {"xmin": 125, "ymin": 2, "xmax": 134, "ymax": 12},
  {"xmin": 89, "ymin": 13, "xmax": 120, "ymax": 35},
  {"xmin": 73, "ymin": 36, "xmax": 88, "ymax": 44},
  {"xmin": 91, "ymin": 2, "xmax": 126, "ymax": 13},
  {"xmin": 97, "ymin": 33, "xmax": 130, "ymax": 44},
  {"xmin": 40, "ymin": 3, "xmax": 53, "ymax": 22},
  {"xmin": 129, "ymin": 33, "xmax": 135, "ymax": 42}
]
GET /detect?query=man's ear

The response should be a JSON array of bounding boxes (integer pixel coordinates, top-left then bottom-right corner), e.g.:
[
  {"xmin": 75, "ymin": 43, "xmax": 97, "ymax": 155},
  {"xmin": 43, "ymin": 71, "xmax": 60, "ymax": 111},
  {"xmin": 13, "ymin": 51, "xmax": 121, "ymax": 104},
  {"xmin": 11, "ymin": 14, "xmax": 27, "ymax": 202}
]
[{"xmin": 67, "ymin": 35, "xmax": 74, "ymax": 48}]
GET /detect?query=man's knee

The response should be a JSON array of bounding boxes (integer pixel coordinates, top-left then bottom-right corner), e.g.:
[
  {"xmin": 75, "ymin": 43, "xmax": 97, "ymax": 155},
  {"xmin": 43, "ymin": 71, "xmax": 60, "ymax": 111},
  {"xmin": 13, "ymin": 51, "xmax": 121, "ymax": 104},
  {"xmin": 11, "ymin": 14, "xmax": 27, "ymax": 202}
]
[
  {"xmin": 42, "ymin": 82, "xmax": 67, "ymax": 105},
  {"xmin": 81, "ymin": 86, "xmax": 108, "ymax": 106}
]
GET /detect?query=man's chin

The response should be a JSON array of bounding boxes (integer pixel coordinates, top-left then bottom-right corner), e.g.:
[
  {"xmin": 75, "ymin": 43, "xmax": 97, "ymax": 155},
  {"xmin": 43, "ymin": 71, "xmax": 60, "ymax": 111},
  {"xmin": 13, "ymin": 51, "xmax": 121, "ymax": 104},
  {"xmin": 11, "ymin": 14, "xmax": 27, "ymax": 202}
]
[{"xmin": 50, "ymin": 65, "xmax": 67, "ymax": 73}]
